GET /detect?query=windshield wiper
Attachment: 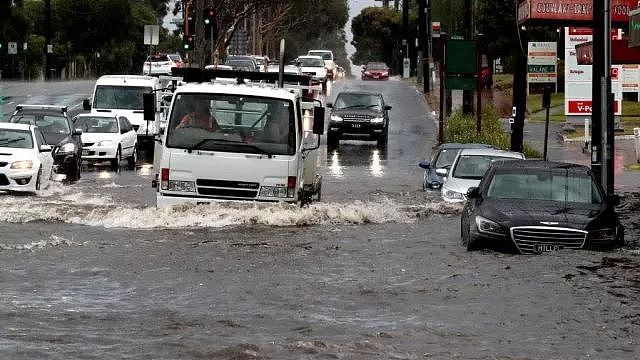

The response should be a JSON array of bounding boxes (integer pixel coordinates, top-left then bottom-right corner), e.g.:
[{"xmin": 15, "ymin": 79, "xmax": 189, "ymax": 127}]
[
  {"xmin": 189, "ymin": 138, "xmax": 273, "ymax": 156},
  {"xmin": 337, "ymin": 105, "xmax": 368, "ymax": 110},
  {"xmin": 0, "ymin": 137, "xmax": 26, "ymax": 145}
]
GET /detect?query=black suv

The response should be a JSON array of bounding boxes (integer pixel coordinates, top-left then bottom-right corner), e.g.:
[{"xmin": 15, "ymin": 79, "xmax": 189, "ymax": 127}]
[
  {"xmin": 326, "ymin": 91, "xmax": 391, "ymax": 148},
  {"xmin": 9, "ymin": 105, "xmax": 83, "ymax": 181}
]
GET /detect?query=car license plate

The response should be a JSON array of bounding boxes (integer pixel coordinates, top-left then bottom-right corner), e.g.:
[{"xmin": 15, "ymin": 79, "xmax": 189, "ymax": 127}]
[
  {"xmin": 352, "ymin": 124, "xmax": 361, "ymax": 128},
  {"xmin": 534, "ymin": 244, "xmax": 561, "ymax": 252},
  {"xmin": 373, "ymin": 75, "xmax": 379, "ymax": 79},
  {"xmin": 82, "ymin": 150, "xmax": 90, "ymax": 156}
]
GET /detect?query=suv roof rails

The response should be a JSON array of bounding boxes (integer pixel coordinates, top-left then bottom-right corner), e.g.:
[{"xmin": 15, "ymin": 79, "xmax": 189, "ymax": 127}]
[
  {"xmin": 171, "ymin": 67, "xmax": 312, "ymax": 85},
  {"xmin": 15, "ymin": 104, "xmax": 68, "ymax": 113}
]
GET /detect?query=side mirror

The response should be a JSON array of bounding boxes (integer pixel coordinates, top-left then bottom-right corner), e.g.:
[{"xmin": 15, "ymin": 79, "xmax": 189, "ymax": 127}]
[
  {"xmin": 162, "ymin": 94, "xmax": 173, "ymax": 103},
  {"xmin": 143, "ymin": 93, "xmax": 156, "ymax": 121},
  {"xmin": 435, "ymin": 168, "xmax": 448, "ymax": 177},
  {"xmin": 418, "ymin": 161, "xmax": 430, "ymax": 170},
  {"xmin": 384, "ymin": 105, "xmax": 392, "ymax": 110},
  {"xmin": 467, "ymin": 187, "xmax": 481, "ymax": 199},
  {"xmin": 39, "ymin": 144, "xmax": 52, "ymax": 152},
  {"xmin": 609, "ymin": 194, "xmax": 621, "ymax": 206},
  {"xmin": 326, "ymin": 102, "xmax": 333, "ymax": 108},
  {"xmin": 82, "ymin": 99, "xmax": 91, "ymax": 111},
  {"xmin": 72, "ymin": 128, "xmax": 83, "ymax": 136},
  {"xmin": 313, "ymin": 106, "xmax": 325, "ymax": 135}
]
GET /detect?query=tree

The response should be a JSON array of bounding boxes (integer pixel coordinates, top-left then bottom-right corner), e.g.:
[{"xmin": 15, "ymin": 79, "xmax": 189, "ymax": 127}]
[{"xmin": 351, "ymin": 7, "xmax": 401, "ymax": 67}]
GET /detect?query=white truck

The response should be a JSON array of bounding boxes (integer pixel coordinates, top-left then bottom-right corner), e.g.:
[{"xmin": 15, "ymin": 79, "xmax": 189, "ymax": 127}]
[
  {"xmin": 147, "ymin": 68, "xmax": 325, "ymax": 207},
  {"xmin": 83, "ymin": 75, "xmax": 165, "ymax": 146},
  {"xmin": 307, "ymin": 50, "xmax": 336, "ymax": 80}
]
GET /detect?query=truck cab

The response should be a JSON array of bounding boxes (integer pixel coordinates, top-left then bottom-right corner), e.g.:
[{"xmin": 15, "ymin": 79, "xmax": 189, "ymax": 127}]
[{"xmin": 149, "ymin": 69, "xmax": 325, "ymax": 207}]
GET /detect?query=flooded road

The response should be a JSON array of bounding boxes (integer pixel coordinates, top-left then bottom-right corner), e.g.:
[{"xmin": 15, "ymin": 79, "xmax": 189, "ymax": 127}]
[{"xmin": 1, "ymin": 77, "xmax": 639, "ymax": 359}]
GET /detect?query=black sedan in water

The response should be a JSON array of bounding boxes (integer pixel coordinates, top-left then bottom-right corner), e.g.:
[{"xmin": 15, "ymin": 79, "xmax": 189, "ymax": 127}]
[
  {"xmin": 460, "ymin": 160, "xmax": 624, "ymax": 254},
  {"xmin": 326, "ymin": 91, "xmax": 391, "ymax": 148}
]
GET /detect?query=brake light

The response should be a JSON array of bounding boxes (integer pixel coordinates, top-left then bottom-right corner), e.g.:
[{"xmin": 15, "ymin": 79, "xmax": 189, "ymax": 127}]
[
  {"xmin": 161, "ymin": 168, "xmax": 169, "ymax": 190},
  {"xmin": 287, "ymin": 176, "xmax": 296, "ymax": 198}
]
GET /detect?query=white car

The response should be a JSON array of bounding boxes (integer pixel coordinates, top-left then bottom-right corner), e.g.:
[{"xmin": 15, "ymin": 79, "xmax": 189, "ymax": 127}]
[
  {"xmin": 439, "ymin": 148, "xmax": 525, "ymax": 203},
  {"xmin": 296, "ymin": 55, "xmax": 327, "ymax": 83},
  {"xmin": 0, "ymin": 123, "xmax": 54, "ymax": 192},
  {"xmin": 307, "ymin": 50, "xmax": 336, "ymax": 79},
  {"xmin": 266, "ymin": 64, "xmax": 301, "ymax": 75},
  {"xmin": 142, "ymin": 54, "xmax": 182, "ymax": 76},
  {"xmin": 73, "ymin": 113, "xmax": 138, "ymax": 170}
]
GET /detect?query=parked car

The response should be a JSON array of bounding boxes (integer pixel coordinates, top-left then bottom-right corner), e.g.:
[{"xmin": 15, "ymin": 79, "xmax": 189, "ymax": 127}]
[
  {"xmin": 224, "ymin": 55, "xmax": 258, "ymax": 72},
  {"xmin": 326, "ymin": 91, "xmax": 392, "ymax": 148},
  {"xmin": 362, "ymin": 62, "xmax": 390, "ymax": 80},
  {"xmin": 252, "ymin": 55, "xmax": 270, "ymax": 71},
  {"xmin": 73, "ymin": 113, "xmax": 138, "ymax": 170},
  {"xmin": 461, "ymin": 160, "xmax": 624, "ymax": 253},
  {"xmin": 142, "ymin": 53, "xmax": 182, "ymax": 76},
  {"xmin": 0, "ymin": 123, "xmax": 54, "ymax": 192},
  {"xmin": 9, "ymin": 105, "xmax": 83, "ymax": 182},
  {"xmin": 419, "ymin": 143, "xmax": 495, "ymax": 190},
  {"xmin": 296, "ymin": 55, "xmax": 328, "ymax": 85},
  {"xmin": 439, "ymin": 147, "xmax": 524, "ymax": 203}
]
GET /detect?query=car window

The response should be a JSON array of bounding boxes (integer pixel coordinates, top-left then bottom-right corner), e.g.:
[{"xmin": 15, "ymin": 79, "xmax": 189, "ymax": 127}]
[
  {"xmin": 93, "ymin": 85, "xmax": 152, "ymax": 110},
  {"xmin": 118, "ymin": 117, "xmax": 131, "ymax": 132},
  {"xmin": 487, "ymin": 170, "xmax": 603, "ymax": 204},
  {"xmin": 34, "ymin": 128, "xmax": 47, "ymax": 147},
  {"xmin": 148, "ymin": 55, "xmax": 169, "ymax": 62},
  {"xmin": 0, "ymin": 128, "xmax": 34, "ymax": 149},
  {"xmin": 168, "ymin": 54, "xmax": 182, "ymax": 62},
  {"xmin": 309, "ymin": 51, "xmax": 332, "ymax": 60},
  {"xmin": 75, "ymin": 116, "xmax": 118, "ymax": 133},
  {"xmin": 334, "ymin": 93, "xmax": 382, "ymax": 110},
  {"xmin": 12, "ymin": 114, "xmax": 70, "ymax": 135},
  {"xmin": 452, "ymin": 155, "xmax": 520, "ymax": 180},
  {"xmin": 434, "ymin": 148, "xmax": 459, "ymax": 169},
  {"xmin": 299, "ymin": 58, "xmax": 324, "ymax": 67}
]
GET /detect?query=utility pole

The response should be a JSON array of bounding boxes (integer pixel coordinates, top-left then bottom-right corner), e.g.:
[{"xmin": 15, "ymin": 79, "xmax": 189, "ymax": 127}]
[
  {"xmin": 402, "ymin": 0, "xmax": 409, "ymax": 75},
  {"xmin": 44, "ymin": 0, "xmax": 51, "ymax": 80},
  {"xmin": 462, "ymin": 0, "xmax": 473, "ymax": 113},
  {"xmin": 423, "ymin": 0, "xmax": 431, "ymax": 93},
  {"xmin": 394, "ymin": 0, "xmax": 400, "ymax": 11},
  {"xmin": 510, "ymin": 28, "xmax": 527, "ymax": 153}
]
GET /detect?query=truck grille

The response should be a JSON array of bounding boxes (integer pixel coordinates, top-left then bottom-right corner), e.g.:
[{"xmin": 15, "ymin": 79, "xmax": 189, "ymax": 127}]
[
  {"xmin": 511, "ymin": 226, "xmax": 587, "ymax": 254},
  {"xmin": 196, "ymin": 179, "xmax": 259, "ymax": 199}
]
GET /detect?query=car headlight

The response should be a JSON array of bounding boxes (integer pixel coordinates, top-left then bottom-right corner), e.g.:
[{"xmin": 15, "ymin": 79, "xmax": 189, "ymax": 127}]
[
  {"xmin": 475, "ymin": 216, "xmax": 506, "ymax": 236},
  {"xmin": 10, "ymin": 160, "xmax": 33, "ymax": 170},
  {"xmin": 443, "ymin": 189, "xmax": 465, "ymax": 201},
  {"xmin": 96, "ymin": 140, "xmax": 114, "ymax": 147},
  {"xmin": 330, "ymin": 115, "xmax": 343, "ymax": 122},
  {"xmin": 58, "ymin": 143, "xmax": 76, "ymax": 153},
  {"xmin": 167, "ymin": 180, "xmax": 196, "ymax": 192},
  {"xmin": 370, "ymin": 117, "xmax": 384, "ymax": 123},
  {"xmin": 589, "ymin": 228, "xmax": 616, "ymax": 242}
]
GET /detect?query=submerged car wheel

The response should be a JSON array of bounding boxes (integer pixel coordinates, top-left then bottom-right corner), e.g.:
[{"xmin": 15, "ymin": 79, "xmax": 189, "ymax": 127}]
[
  {"xmin": 127, "ymin": 145, "xmax": 137, "ymax": 170},
  {"xmin": 66, "ymin": 160, "xmax": 80, "ymax": 182},
  {"xmin": 35, "ymin": 167, "xmax": 42, "ymax": 191},
  {"xmin": 376, "ymin": 128, "xmax": 388, "ymax": 148},
  {"xmin": 111, "ymin": 147, "xmax": 121, "ymax": 171},
  {"xmin": 327, "ymin": 131, "xmax": 339, "ymax": 148}
]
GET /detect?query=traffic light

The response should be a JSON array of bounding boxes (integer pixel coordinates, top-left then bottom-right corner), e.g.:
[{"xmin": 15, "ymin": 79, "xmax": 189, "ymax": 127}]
[
  {"xmin": 182, "ymin": 34, "xmax": 194, "ymax": 51},
  {"xmin": 184, "ymin": 2, "xmax": 195, "ymax": 36},
  {"xmin": 203, "ymin": 7, "xmax": 216, "ymax": 40}
]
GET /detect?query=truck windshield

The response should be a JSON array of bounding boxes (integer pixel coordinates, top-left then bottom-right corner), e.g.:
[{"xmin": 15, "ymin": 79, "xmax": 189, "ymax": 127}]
[
  {"xmin": 93, "ymin": 85, "xmax": 152, "ymax": 110},
  {"xmin": 166, "ymin": 93, "xmax": 296, "ymax": 156}
]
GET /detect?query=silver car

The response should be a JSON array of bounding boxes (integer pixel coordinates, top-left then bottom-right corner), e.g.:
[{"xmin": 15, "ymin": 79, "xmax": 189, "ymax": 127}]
[{"xmin": 439, "ymin": 148, "xmax": 525, "ymax": 203}]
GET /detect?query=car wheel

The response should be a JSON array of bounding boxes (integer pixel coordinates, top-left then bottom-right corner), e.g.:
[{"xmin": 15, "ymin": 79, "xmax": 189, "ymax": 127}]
[
  {"xmin": 66, "ymin": 160, "xmax": 80, "ymax": 182},
  {"xmin": 376, "ymin": 128, "xmax": 388, "ymax": 148},
  {"xmin": 35, "ymin": 167, "xmax": 42, "ymax": 191},
  {"xmin": 127, "ymin": 145, "xmax": 137, "ymax": 170},
  {"xmin": 111, "ymin": 147, "xmax": 121, "ymax": 171},
  {"xmin": 327, "ymin": 131, "xmax": 339, "ymax": 148},
  {"xmin": 316, "ymin": 183, "xmax": 322, "ymax": 202}
]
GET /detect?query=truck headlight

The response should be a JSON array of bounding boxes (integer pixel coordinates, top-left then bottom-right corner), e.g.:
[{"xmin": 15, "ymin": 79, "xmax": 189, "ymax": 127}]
[
  {"xmin": 58, "ymin": 143, "xmax": 76, "ymax": 154},
  {"xmin": 10, "ymin": 160, "xmax": 33, "ymax": 169},
  {"xmin": 475, "ymin": 216, "xmax": 506, "ymax": 236},
  {"xmin": 167, "ymin": 180, "xmax": 196, "ymax": 192},
  {"xmin": 370, "ymin": 117, "xmax": 384, "ymax": 123},
  {"xmin": 330, "ymin": 115, "xmax": 343, "ymax": 122},
  {"xmin": 259, "ymin": 186, "xmax": 290, "ymax": 198}
]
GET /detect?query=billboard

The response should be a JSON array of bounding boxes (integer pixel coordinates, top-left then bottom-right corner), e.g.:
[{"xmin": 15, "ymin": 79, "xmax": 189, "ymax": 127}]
[
  {"xmin": 622, "ymin": 64, "xmax": 640, "ymax": 93},
  {"xmin": 518, "ymin": 0, "xmax": 639, "ymax": 25}
]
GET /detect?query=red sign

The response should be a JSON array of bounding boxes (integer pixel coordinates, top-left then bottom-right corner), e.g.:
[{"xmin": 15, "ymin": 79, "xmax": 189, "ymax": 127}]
[
  {"xmin": 518, "ymin": 0, "xmax": 639, "ymax": 24},
  {"xmin": 568, "ymin": 100, "xmax": 620, "ymax": 113}
]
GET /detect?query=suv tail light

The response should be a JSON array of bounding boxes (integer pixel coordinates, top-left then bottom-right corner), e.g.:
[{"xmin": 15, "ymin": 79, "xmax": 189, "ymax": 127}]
[
  {"xmin": 287, "ymin": 176, "xmax": 296, "ymax": 198},
  {"xmin": 161, "ymin": 168, "xmax": 169, "ymax": 190}
]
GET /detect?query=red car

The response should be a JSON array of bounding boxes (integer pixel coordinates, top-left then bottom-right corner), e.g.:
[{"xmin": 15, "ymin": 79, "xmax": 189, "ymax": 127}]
[{"xmin": 361, "ymin": 62, "xmax": 390, "ymax": 80}]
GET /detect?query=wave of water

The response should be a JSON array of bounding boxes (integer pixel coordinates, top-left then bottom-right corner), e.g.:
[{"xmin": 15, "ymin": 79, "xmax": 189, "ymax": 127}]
[{"xmin": 0, "ymin": 189, "xmax": 462, "ymax": 229}]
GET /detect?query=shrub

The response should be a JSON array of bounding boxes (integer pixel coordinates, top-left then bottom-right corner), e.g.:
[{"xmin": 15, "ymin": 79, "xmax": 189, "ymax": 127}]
[{"xmin": 443, "ymin": 106, "xmax": 542, "ymax": 159}]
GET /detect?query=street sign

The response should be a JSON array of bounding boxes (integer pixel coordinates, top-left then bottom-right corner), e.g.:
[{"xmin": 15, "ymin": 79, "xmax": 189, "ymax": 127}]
[
  {"xmin": 144, "ymin": 25, "xmax": 160, "ymax": 46},
  {"xmin": 47, "ymin": 44, "xmax": 53, "ymax": 54},
  {"xmin": 527, "ymin": 41, "xmax": 557, "ymax": 84},
  {"xmin": 403, "ymin": 58, "xmax": 410, "ymax": 79},
  {"xmin": 8, "ymin": 42, "xmax": 17, "ymax": 55}
]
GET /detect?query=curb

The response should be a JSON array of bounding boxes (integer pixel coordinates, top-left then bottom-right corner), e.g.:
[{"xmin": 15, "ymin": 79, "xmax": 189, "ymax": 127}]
[{"xmin": 561, "ymin": 134, "xmax": 636, "ymax": 143}]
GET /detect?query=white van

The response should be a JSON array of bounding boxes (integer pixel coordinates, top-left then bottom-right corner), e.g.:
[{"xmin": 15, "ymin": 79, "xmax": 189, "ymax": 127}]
[
  {"xmin": 148, "ymin": 69, "xmax": 325, "ymax": 207},
  {"xmin": 307, "ymin": 49, "xmax": 336, "ymax": 79},
  {"xmin": 84, "ymin": 75, "xmax": 162, "ymax": 142}
]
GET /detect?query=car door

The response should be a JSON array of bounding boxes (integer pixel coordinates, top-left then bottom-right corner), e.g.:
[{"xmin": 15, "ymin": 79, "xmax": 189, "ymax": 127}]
[
  {"xmin": 118, "ymin": 117, "xmax": 136, "ymax": 156},
  {"xmin": 34, "ymin": 127, "xmax": 54, "ymax": 182}
]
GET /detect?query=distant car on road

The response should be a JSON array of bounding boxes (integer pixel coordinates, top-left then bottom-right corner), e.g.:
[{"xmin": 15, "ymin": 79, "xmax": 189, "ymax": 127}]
[
  {"xmin": 224, "ymin": 55, "xmax": 258, "ymax": 72},
  {"xmin": 73, "ymin": 113, "xmax": 138, "ymax": 171},
  {"xmin": 361, "ymin": 62, "xmax": 390, "ymax": 80},
  {"xmin": 0, "ymin": 123, "xmax": 54, "ymax": 193},
  {"xmin": 439, "ymin": 147, "xmax": 524, "ymax": 203},
  {"xmin": 9, "ymin": 104, "xmax": 83, "ymax": 182},
  {"xmin": 461, "ymin": 160, "xmax": 624, "ymax": 253},
  {"xmin": 419, "ymin": 143, "xmax": 495, "ymax": 190},
  {"xmin": 296, "ymin": 55, "xmax": 328, "ymax": 85},
  {"xmin": 142, "ymin": 54, "xmax": 182, "ymax": 76},
  {"xmin": 307, "ymin": 49, "xmax": 336, "ymax": 79},
  {"xmin": 326, "ymin": 91, "xmax": 392, "ymax": 148}
]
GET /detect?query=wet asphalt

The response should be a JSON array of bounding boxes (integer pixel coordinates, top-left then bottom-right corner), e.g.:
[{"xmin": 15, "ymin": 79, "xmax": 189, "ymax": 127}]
[{"xmin": 0, "ymin": 77, "xmax": 639, "ymax": 359}]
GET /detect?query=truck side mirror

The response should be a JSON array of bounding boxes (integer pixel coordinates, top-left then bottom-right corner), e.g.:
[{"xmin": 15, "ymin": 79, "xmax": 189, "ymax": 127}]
[
  {"xmin": 82, "ymin": 99, "xmax": 91, "ymax": 111},
  {"xmin": 143, "ymin": 93, "xmax": 156, "ymax": 121},
  {"xmin": 313, "ymin": 106, "xmax": 325, "ymax": 135}
]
